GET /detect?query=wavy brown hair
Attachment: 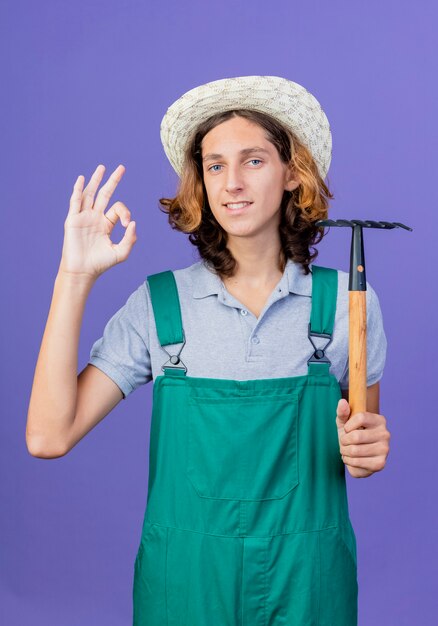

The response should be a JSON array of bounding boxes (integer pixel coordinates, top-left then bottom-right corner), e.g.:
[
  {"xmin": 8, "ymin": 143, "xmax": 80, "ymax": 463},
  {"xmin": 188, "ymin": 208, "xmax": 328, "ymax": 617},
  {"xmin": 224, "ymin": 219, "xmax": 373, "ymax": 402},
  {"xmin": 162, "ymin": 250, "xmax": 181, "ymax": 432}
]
[{"xmin": 159, "ymin": 108, "xmax": 334, "ymax": 277}]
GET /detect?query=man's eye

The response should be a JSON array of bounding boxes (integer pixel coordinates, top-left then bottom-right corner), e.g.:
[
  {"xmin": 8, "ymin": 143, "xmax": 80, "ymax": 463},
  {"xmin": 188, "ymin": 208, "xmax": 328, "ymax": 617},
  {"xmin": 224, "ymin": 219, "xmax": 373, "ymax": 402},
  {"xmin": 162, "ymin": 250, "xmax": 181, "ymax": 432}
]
[{"xmin": 208, "ymin": 159, "xmax": 262, "ymax": 172}]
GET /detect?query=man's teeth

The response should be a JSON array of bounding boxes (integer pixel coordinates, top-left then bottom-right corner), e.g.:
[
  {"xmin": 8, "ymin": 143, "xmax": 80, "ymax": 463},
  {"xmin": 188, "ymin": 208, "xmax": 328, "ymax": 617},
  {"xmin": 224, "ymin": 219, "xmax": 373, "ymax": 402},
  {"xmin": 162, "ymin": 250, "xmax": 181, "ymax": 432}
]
[{"xmin": 226, "ymin": 202, "xmax": 251, "ymax": 209}]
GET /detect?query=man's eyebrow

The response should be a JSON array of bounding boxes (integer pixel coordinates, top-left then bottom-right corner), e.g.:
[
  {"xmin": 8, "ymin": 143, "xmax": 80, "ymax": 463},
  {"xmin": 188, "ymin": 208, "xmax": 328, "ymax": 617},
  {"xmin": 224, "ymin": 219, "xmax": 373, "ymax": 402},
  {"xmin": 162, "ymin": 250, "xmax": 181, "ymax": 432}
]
[{"xmin": 202, "ymin": 147, "xmax": 271, "ymax": 162}]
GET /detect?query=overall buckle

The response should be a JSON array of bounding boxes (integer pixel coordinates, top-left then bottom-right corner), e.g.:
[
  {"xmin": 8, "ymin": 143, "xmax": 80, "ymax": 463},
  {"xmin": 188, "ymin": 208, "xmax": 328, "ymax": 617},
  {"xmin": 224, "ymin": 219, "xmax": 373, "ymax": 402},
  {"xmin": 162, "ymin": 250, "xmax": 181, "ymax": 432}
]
[
  {"xmin": 307, "ymin": 323, "xmax": 332, "ymax": 365},
  {"xmin": 161, "ymin": 330, "xmax": 187, "ymax": 372}
]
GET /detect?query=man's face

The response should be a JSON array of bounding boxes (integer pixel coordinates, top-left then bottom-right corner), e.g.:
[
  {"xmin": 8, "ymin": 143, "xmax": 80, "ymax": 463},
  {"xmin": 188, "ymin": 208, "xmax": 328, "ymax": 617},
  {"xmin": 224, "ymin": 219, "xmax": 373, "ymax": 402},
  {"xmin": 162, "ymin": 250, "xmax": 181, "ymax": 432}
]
[{"xmin": 201, "ymin": 116, "xmax": 298, "ymax": 241}]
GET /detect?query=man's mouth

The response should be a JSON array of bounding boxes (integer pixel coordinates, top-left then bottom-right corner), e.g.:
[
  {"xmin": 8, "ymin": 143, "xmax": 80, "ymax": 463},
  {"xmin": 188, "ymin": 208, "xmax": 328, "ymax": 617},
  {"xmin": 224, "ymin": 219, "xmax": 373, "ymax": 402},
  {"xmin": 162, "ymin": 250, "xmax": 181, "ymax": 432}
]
[{"xmin": 224, "ymin": 201, "xmax": 253, "ymax": 210}]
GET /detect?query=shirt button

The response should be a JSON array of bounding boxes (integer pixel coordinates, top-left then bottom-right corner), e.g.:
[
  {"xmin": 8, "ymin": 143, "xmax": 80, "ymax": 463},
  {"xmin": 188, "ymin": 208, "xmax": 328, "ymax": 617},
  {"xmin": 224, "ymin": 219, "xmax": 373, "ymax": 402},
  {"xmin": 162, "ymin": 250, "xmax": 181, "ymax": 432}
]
[
  {"xmin": 241, "ymin": 309, "xmax": 248, "ymax": 316},
  {"xmin": 251, "ymin": 336, "xmax": 260, "ymax": 344}
]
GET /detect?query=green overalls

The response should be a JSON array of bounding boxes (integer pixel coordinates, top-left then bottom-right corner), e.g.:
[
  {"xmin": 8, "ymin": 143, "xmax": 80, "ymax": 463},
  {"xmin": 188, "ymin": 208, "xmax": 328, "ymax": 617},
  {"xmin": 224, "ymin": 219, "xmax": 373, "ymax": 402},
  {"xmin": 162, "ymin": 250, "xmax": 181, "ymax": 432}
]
[{"xmin": 132, "ymin": 265, "xmax": 358, "ymax": 626}]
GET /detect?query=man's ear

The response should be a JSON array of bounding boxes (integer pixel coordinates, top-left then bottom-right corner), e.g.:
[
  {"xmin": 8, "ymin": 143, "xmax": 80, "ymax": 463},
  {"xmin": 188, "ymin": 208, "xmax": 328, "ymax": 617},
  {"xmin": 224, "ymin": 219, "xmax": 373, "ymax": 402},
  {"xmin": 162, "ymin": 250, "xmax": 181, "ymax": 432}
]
[{"xmin": 285, "ymin": 165, "xmax": 300, "ymax": 192}]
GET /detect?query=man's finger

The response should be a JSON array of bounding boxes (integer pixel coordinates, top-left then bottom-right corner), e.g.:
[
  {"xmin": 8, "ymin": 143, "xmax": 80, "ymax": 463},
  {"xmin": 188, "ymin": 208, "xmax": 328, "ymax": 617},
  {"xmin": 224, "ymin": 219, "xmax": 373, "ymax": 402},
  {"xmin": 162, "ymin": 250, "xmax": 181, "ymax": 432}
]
[
  {"xmin": 341, "ymin": 428, "xmax": 382, "ymax": 446},
  {"xmin": 340, "ymin": 441, "xmax": 388, "ymax": 457},
  {"xmin": 341, "ymin": 454, "xmax": 386, "ymax": 472},
  {"xmin": 344, "ymin": 412, "xmax": 377, "ymax": 432},
  {"xmin": 336, "ymin": 398, "xmax": 351, "ymax": 416},
  {"xmin": 68, "ymin": 175, "xmax": 85, "ymax": 215}
]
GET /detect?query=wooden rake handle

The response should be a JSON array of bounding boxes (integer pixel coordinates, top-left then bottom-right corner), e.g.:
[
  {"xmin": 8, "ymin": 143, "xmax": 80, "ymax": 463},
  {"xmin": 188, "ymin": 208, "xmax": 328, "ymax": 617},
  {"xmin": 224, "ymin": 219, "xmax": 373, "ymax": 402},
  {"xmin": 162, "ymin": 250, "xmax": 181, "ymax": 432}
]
[{"xmin": 349, "ymin": 290, "xmax": 367, "ymax": 416}]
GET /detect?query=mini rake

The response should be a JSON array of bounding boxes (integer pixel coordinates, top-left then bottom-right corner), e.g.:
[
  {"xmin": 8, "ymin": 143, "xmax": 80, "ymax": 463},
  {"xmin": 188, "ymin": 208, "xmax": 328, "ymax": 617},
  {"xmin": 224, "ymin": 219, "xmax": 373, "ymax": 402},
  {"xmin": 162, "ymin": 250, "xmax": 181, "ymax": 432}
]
[{"xmin": 315, "ymin": 219, "xmax": 413, "ymax": 417}]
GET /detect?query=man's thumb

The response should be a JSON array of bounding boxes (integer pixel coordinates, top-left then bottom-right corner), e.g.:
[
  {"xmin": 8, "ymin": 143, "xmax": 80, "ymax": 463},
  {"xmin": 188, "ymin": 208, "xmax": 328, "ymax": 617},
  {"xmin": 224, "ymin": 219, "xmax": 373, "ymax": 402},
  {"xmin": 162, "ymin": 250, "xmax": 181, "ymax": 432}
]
[{"xmin": 337, "ymin": 398, "xmax": 351, "ymax": 424}]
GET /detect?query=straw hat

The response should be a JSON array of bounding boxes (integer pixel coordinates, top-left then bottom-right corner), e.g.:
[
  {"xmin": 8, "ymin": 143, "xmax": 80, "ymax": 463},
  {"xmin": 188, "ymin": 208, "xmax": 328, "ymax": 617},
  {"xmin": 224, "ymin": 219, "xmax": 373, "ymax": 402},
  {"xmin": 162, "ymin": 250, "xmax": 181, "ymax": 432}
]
[{"xmin": 160, "ymin": 75, "xmax": 332, "ymax": 180}]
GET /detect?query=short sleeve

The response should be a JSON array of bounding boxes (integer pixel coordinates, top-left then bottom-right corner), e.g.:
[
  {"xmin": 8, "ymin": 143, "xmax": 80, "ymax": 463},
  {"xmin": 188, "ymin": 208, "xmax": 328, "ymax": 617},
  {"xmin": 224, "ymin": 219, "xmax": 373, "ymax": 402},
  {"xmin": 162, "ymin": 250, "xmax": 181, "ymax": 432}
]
[
  {"xmin": 339, "ymin": 281, "xmax": 387, "ymax": 390},
  {"xmin": 88, "ymin": 282, "xmax": 152, "ymax": 399}
]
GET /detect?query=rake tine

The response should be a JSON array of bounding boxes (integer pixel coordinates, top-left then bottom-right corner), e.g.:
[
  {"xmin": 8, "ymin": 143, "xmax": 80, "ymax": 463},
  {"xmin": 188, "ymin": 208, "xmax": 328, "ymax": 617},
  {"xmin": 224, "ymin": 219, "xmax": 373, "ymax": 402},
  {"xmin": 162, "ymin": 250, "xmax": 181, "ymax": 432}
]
[
  {"xmin": 315, "ymin": 219, "xmax": 338, "ymax": 227},
  {"xmin": 393, "ymin": 222, "xmax": 413, "ymax": 231},
  {"xmin": 378, "ymin": 221, "xmax": 398, "ymax": 229},
  {"xmin": 364, "ymin": 220, "xmax": 386, "ymax": 228},
  {"xmin": 350, "ymin": 220, "xmax": 369, "ymax": 227},
  {"xmin": 336, "ymin": 219, "xmax": 355, "ymax": 227}
]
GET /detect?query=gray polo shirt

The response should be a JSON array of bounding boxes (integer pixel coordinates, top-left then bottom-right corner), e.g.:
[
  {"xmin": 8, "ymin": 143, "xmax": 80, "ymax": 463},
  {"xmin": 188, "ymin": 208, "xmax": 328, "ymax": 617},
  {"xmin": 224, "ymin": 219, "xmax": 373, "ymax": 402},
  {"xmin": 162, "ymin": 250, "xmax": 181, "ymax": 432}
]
[{"xmin": 88, "ymin": 258, "xmax": 387, "ymax": 399}]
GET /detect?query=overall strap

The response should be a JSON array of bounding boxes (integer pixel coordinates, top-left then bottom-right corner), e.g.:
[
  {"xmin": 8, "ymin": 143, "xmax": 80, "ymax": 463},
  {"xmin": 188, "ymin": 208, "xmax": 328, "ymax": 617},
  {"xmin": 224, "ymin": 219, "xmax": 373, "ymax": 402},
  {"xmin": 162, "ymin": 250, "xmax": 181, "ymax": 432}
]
[
  {"xmin": 147, "ymin": 270, "xmax": 184, "ymax": 345},
  {"xmin": 307, "ymin": 265, "xmax": 338, "ymax": 377},
  {"xmin": 147, "ymin": 270, "xmax": 187, "ymax": 376}
]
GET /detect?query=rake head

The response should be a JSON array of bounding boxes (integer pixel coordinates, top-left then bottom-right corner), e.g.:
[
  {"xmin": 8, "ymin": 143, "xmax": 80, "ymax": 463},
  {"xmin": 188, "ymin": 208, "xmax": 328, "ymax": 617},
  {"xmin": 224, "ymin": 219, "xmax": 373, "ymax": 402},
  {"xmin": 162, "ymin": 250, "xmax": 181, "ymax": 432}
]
[
  {"xmin": 315, "ymin": 219, "xmax": 413, "ymax": 290},
  {"xmin": 315, "ymin": 219, "xmax": 413, "ymax": 231}
]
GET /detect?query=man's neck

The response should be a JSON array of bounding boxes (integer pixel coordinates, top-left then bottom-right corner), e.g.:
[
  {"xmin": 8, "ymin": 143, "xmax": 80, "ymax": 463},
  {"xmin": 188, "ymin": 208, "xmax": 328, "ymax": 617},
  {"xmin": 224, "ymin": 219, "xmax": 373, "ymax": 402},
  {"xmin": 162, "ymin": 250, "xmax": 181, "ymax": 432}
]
[{"xmin": 223, "ymin": 239, "xmax": 284, "ymax": 289}]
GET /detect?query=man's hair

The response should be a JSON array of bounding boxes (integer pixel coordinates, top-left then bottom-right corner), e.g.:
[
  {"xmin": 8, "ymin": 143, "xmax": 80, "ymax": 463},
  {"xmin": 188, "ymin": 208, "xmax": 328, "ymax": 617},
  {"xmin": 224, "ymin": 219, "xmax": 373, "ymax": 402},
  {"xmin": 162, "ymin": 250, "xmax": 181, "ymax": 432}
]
[{"xmin": 158, "ymin": 108, "xmax": 334, "ymax": 276}]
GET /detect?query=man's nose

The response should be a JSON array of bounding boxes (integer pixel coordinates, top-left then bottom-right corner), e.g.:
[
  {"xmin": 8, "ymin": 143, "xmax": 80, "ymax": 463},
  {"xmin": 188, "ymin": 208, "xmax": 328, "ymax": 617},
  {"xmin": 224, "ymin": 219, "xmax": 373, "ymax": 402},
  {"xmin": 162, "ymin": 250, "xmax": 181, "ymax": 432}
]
[{"xmin": 225, "ymin": 163, "xmax": 245, "ymax": 193}]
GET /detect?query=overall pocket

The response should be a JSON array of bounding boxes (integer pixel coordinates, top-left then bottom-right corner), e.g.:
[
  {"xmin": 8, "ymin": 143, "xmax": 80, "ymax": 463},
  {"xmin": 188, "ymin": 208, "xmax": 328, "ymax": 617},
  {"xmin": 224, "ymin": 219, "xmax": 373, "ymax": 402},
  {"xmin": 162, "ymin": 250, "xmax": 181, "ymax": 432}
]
[{"xmin": 186, "ymin": 390, "xmax": 300, "ymax": 501}]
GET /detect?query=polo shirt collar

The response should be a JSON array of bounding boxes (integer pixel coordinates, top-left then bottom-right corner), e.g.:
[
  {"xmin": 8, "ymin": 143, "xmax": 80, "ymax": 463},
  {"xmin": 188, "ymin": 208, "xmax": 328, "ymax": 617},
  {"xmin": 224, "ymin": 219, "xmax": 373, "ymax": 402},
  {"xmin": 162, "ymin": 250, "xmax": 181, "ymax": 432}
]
[{"xmin": 192, "ymin": 257, "xmax": 312, "ymax": 298}]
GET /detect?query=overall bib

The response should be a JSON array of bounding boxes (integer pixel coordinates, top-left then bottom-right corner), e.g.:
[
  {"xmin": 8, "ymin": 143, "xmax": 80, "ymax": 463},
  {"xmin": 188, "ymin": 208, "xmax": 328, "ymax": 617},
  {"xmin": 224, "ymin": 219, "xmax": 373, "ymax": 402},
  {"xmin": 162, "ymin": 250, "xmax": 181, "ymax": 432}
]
[{"xmin": 132, "ymin": 265, "xmax": 358, "ymax": 626}]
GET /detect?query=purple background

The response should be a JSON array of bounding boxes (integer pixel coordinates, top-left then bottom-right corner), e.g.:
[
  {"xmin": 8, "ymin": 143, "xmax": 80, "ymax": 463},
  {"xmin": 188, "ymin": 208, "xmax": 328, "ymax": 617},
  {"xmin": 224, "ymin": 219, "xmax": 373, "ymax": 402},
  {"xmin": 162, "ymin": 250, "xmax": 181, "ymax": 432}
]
[{"xmin": 1, "ymin": 0, "xmax": 436, "ymax": 624}]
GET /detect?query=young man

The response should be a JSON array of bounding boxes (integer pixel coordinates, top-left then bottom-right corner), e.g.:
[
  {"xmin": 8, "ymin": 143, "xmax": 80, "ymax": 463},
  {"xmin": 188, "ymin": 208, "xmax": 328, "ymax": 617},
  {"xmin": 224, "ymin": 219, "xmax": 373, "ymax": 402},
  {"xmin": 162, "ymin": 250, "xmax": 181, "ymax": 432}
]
[{"xmin": 27, "ymin": 76, "xmax": 390, "ymax": 625}]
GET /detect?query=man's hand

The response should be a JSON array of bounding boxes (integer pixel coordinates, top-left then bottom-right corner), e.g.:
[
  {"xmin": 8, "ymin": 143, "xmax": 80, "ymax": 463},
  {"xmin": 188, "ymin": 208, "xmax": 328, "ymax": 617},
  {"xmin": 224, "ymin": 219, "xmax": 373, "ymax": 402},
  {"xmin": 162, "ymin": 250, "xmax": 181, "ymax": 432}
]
[{"xmin": 336, "ymin": 398, "xmax": 391, "ymax": 478}]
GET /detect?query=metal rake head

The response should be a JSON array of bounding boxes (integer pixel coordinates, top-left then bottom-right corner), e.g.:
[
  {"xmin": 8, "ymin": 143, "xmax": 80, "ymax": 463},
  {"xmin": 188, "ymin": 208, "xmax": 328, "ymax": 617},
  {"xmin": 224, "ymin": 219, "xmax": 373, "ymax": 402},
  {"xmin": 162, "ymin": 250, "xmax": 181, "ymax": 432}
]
[
  {"xmin": 314, "ymin": 219, "xmax": 413, "ymax": 291},
  {"xmin": 315, "ymin": 219, "xmax": 413, "ymax": 231}
]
